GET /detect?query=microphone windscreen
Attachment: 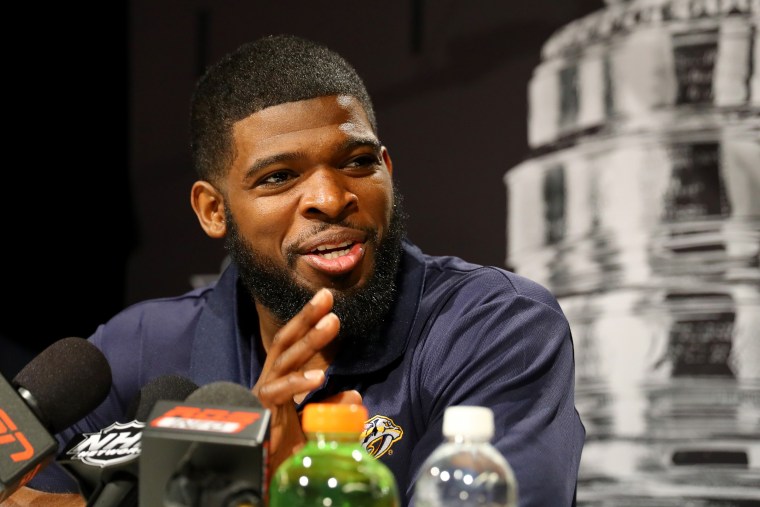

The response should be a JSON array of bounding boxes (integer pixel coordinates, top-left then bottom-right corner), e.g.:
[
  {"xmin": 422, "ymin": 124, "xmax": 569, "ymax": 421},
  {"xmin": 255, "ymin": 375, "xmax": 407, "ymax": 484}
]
[
  {"xmin": 127, "ymin": 375, "xmax": 199, "ymax": 422},
  {"xmin": 12, "ymin": 337, "xmax": 112, "ymax": 433},
  {"xmin": 184, "ymin": 381, "xmax": 262, "ymax": 408}
]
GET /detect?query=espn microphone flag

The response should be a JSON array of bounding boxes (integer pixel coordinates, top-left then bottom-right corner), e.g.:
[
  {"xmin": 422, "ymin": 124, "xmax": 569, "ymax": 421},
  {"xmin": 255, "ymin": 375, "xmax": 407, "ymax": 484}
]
[
  {"xmin": 0, "ymin": 373, "xmax": 57, "ymax": 500},
  {"xmin": 1, "ymin": 337, "xmax": 112, "ymax": 501},
  {"xmin": 139, "ymin": 381, "xmax": 271, "ymax": 507}
]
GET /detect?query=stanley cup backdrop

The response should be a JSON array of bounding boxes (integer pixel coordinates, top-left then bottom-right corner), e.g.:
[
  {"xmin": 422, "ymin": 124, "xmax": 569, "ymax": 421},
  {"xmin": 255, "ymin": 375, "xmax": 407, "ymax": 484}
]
[{"xmin": 503, "ymin": 1, "xmax": 759, "ymax": 505}]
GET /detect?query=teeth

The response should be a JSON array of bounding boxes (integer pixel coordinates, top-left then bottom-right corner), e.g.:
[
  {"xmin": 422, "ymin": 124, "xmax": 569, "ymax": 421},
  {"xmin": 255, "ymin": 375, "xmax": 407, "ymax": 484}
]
[
  {"xmin": 319, "ymin": 248, "xmax": 351, "ymax": 259},
  {"xmin": 316, "ymin": 241, "xmax": 351, "ymax": 252}
]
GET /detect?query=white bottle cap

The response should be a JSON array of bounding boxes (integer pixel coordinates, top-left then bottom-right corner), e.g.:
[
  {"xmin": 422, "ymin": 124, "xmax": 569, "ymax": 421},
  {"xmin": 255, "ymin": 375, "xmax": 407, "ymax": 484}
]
[{"xmin": 442, "ymin": 405, "xmax": 495, "ymax": 440}]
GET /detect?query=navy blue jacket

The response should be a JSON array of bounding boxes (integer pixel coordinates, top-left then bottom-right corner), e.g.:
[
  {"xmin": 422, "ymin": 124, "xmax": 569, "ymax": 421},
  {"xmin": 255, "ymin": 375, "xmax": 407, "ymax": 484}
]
[{"xmin": 30, "ymin": 240, "xmax": 584, "ymax": 506}]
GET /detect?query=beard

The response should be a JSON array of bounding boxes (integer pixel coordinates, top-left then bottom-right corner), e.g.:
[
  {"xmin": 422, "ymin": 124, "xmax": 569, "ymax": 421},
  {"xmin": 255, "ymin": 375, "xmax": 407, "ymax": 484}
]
[{"xmin": 224, "ymin": 192, "xmax": 407, "ymax": 343}]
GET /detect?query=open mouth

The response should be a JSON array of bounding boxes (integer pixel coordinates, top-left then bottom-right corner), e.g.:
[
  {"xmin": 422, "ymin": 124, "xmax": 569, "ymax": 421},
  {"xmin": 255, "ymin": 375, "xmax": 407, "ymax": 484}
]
[
  {"xmin": 312, "ymin": 241, "xmax": 354, "ymax": 259},
  {"xmin": 302, "ymin": 240, "xmax": 365, "ymax": 275}
]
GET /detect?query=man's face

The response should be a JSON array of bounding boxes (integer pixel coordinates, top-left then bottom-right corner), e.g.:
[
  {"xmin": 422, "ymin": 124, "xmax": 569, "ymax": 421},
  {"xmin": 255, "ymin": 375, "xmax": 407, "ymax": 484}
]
[{"xmin": 221, "ymin": 95, "xmax": 403, "ymax": 336}]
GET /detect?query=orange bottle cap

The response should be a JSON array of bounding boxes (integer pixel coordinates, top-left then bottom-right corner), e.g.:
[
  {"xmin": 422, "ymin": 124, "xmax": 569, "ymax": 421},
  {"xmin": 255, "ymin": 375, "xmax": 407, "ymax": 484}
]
[{"xmin": 302, "ymin": 403, "xmax": 368, "ymax": 433}]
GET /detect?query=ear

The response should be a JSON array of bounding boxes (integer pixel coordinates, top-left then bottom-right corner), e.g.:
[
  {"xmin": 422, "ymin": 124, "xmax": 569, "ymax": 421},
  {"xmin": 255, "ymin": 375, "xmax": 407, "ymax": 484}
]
[
  {"xmin": 381, "ymin": 146, "xmax": 393, "ymax": 177},
  {"xmin": 191, "ymin": 181, "xmax": 227, "ymax": 238}
]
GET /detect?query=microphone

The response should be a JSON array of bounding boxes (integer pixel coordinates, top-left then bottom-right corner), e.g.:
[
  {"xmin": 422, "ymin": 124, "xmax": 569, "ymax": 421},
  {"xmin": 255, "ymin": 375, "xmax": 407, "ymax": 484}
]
[
  {"xmin": 128, "ymin": 376, "xmax": 200, "ymax": 423},
  {"xmin": 58, "ymin": 374, "xmax": 199, "ymax": 506},
  {"xmin": 1, "ymin": 337, "xmax": 112, "ymax": 501},
  {"xmin": 139, "ymin": 381, "xmax": 271, "ymax": 507}
]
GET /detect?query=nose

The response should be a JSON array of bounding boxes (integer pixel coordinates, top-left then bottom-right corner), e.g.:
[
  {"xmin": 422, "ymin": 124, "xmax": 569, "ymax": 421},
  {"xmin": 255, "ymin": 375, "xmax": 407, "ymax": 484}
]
[{"xmin": 299, "ymin": 168, "xmax": 358, "ymax": 221}]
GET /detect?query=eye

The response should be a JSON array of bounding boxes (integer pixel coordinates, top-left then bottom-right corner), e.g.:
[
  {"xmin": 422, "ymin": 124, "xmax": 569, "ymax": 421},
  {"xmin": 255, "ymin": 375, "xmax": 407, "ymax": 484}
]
[
  {"xmin": 345, "ymin": 154, "xmax": 381, "ymax": 169},
  {"xmin": 257, "ymin": 170, "xmax": 295, "ymax": 187}
]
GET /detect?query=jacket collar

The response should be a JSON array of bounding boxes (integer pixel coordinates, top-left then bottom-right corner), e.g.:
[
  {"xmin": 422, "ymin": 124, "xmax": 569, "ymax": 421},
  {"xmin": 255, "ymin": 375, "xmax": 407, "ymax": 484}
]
[{"xmin": 191, "ymin": 239, "xmax": 426, "ymax": 386}]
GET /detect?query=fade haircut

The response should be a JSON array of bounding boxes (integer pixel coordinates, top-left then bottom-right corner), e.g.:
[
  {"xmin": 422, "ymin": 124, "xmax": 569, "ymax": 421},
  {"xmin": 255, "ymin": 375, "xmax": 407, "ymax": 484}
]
[{"xmin": 190, "ymin": 34, "xmax": 377, "ymax": 184}]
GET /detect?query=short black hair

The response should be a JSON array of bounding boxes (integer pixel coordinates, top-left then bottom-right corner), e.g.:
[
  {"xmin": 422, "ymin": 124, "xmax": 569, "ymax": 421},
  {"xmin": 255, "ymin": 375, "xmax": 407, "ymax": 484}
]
[{"xmin": 190, "ymin": 34, "xmax": 377, "ymax": 184}]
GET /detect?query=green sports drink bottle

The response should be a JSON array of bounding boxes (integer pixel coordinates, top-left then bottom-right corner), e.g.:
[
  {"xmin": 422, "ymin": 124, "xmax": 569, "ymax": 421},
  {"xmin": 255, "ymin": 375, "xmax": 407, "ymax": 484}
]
[{"xmin": 269, "ymin": 403, "xmax": 400, "ymax": 507}]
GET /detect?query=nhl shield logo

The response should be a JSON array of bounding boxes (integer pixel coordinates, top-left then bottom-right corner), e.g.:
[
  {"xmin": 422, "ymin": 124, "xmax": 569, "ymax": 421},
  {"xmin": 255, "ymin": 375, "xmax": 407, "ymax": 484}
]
[{"xmin": 65, "ymin": 421, "xmax": 145, "ymax": 467}]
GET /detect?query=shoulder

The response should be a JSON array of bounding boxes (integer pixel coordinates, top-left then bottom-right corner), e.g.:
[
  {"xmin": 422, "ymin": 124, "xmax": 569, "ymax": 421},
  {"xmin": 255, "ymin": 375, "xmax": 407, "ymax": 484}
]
[
  {"xmin": 102, "ymin": 285, "xmax": 215, "ymax": 332},
  {"xmin": 397, "ymin": 243, "xmax": 573, "ymax": 366},
  {"xmin": 88, "ymin": 282, "xmax": 226, "ymax": 384},
  {"xmin": 415, "ymin": 246, "xmax": 565, "ymax": 318}
]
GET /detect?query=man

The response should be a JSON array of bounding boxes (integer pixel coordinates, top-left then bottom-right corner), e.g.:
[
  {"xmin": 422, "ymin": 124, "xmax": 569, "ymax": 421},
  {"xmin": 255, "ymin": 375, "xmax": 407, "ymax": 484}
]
[{"xmin": 21, "ymin": 34, "xmax": 584, "ymax": 505}]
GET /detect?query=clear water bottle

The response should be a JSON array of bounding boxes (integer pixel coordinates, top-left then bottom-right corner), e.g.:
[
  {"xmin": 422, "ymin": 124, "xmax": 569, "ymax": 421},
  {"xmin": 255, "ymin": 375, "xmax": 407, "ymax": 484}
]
[
  {"xmin": 414, "ymin": 405, "xmax": 518, "ymax": 507},
  {"xmin": 269, "ymin": 403, "xmax": 400, "ymax": 507}
]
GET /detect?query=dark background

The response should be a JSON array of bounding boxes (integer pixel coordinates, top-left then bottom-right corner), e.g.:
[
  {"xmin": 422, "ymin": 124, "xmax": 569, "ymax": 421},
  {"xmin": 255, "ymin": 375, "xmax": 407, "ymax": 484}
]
[{"xmin": 2, "ymin": 0, "xmax": 603, "ymax": 377}]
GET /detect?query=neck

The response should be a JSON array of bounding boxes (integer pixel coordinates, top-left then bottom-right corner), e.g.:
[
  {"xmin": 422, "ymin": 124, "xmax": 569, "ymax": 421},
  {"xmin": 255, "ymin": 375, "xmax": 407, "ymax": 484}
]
[{"xmin": 255, "ymin": 300, "xmax": 281, "ymax": 353}]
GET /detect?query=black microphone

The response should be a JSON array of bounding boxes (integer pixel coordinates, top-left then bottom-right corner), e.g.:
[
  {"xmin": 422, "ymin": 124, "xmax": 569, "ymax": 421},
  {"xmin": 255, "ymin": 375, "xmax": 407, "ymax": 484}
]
[
  {"xmin": 1, "ymin": 337, "xmax": 112, "ymax": 501},
  {"xmin": 139, "ymin": 381, "xmax": 271, "ymax": 507},
  {"xmin": 58, "ymin": 374, "xmax": 199, "ymax": 506}
]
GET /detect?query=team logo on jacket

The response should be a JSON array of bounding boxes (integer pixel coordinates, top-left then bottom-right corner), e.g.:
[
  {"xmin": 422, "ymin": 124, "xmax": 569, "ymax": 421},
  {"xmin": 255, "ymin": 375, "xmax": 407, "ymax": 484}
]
[
  {"xmin": 361, "ymin": 415, "xmax": 403, "ymax": 458},
  {"xmin": 64, "ymin": 421, "xmax": 144, "ymax": 467}
]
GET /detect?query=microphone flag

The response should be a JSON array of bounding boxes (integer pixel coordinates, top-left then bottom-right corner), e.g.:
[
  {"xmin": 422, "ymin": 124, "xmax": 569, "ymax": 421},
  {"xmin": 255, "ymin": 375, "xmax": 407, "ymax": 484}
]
[
  {"xmin": 139, "ymin": 398, "xmax": 270, "ymax": 507},
  {"xmin": 0, "ymin": 373, "xmax": 58, "ymax": 501}
]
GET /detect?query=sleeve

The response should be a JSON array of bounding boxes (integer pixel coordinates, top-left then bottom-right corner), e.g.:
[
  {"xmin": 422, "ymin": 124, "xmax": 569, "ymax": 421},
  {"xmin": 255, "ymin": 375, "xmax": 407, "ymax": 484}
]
[{"xmin": 408, "ymin": 270, "xmax": 585, "ymax": 507}]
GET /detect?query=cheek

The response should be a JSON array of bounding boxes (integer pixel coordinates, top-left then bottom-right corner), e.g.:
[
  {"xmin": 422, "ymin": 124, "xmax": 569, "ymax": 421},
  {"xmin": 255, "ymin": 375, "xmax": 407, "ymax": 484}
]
[
  {"xmin": 363, "ymin": 180, "xmax": 394, "ymax": 229},
  {"xmin": 234, "ymin": 197, "xmax": 294, "ymax": 248}
]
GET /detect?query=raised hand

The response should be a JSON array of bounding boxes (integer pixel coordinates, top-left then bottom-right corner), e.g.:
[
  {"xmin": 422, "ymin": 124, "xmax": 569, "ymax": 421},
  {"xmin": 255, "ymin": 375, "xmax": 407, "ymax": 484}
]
[{"xmin": 252, "ymin": 288, "xmax": 343, "ymax": 474}]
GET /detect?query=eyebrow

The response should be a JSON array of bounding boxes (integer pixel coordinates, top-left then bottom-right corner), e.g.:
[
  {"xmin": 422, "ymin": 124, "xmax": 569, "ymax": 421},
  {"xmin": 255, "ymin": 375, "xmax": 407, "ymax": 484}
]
[
  {"xmin": 244, "ymin": 136, "xmax": 382, "ymax": 180},
  {"xmin": 338, "ymin": 136, "xmax": 382, "ymax": 153}
]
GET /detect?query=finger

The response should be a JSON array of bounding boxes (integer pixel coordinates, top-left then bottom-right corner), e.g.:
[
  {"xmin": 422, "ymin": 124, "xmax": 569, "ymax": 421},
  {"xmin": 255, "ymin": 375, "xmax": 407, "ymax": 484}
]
[
  {"xmin": 269, "ymin": 288, "xmax": 334, "ymax": 355},
  {"xmin": 269, "ymin": 312, "xmax": 339, "ymax": 375},
  {"xmin": 291, "ymin": 384, "xmax": 359, "ymax": 406},
  {"xmin": 257, "ymin": 369, "xmax": 325, "ymax": 405}
]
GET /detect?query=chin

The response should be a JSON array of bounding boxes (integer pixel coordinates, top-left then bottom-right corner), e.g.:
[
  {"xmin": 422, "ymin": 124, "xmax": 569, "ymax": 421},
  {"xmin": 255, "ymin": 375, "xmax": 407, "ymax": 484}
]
[{"xmin": 308, "ymin": 275, "xmax": 366, "ymax": 294}]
